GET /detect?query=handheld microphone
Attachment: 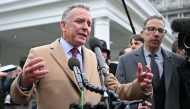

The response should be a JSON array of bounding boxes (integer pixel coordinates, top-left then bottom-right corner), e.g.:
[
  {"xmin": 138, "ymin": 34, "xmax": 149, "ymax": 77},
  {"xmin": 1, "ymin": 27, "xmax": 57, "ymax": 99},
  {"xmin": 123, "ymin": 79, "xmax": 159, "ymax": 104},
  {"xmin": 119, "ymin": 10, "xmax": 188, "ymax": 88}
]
[
  {"xmin": 170, "ymin": 17, "xmax": 190, "ymax": 32},
  {"xmin": 68, "ymin": 57, "xmax": 84, "ymax": 91},
  {"xmin": 89, "ymin": 37, "xmax": 107, "ymax": 76}
]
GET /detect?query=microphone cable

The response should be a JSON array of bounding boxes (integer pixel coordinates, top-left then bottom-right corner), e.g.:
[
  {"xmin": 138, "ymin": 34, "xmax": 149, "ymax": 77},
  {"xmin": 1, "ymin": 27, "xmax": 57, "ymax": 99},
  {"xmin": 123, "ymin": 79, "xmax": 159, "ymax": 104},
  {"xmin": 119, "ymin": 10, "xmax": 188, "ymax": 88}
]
[{"xmin": 81, "ymin": 90, "xmax": 84, "ymax": 109}]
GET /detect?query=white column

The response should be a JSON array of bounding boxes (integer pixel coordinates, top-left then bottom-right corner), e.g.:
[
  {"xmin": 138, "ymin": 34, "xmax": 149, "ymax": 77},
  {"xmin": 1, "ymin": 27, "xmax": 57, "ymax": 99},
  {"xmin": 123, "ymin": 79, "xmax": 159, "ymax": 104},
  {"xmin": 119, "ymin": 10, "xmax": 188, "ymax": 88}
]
[
  {"xmin": 94, "ymin": 17, "xmax": 111, "ymax": 49},
  {"xmin": 165, "ymin": 15, "xmax": 168, "ymax": 21},
  {"xmin": 181, "ymin": 13, "xmax": 184, "ymax": 17},
  {"xmin": 178, "ymin": 14, "xmax": 180, "ymax": 17}
]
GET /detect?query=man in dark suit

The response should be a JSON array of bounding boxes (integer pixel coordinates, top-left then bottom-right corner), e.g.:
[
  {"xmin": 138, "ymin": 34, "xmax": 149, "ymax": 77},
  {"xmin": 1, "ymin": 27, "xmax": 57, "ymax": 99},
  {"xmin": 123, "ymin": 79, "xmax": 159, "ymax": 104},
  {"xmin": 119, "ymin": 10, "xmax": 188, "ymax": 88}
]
[
  {"xmin": 116, "ymin": 15, "xmax": 190, "ymax": 109},
  {"xmin": 10, "ymin": 3, "xmax": 153, "ymax": 109}
]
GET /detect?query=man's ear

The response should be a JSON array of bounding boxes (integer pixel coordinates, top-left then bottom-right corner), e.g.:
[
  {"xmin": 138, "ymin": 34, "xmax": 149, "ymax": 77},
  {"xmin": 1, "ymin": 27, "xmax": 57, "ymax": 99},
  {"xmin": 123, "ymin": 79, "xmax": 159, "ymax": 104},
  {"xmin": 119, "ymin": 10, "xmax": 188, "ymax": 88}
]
[
  {"xmin": 60, "ymin": 21, "xmax": 66, "ymax": 32},
  {"xmin": 176, "ymin": 50, "xmax": 181, "ymax": 55},
  {"xmin": 140, "ymin": 30, "xmax": 144, "ymax": 38}
]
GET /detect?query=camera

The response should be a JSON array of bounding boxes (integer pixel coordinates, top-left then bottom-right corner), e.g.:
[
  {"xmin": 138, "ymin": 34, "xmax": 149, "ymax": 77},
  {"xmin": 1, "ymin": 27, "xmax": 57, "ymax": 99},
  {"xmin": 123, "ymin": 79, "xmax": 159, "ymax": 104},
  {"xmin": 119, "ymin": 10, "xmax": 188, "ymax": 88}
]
[
  {"xmin": 178, "ymin": 32, "xmax": 190, "ymax": 58},
  {"xmin": 178, "ymin": 32, "xmax": 190, "ymax": 49}
]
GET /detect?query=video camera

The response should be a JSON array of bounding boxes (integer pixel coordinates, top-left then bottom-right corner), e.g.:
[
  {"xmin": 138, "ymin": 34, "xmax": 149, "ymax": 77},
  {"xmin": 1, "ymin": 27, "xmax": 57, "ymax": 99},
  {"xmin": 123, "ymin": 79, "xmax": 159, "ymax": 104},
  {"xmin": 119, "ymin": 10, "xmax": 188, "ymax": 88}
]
[
  {"xmin": 178, "ymin": 32, "xmax": 190, "ymax": 50},
  {"xmin": 171, "ymin": 17, "xmax": 190, "ymax": 58}
]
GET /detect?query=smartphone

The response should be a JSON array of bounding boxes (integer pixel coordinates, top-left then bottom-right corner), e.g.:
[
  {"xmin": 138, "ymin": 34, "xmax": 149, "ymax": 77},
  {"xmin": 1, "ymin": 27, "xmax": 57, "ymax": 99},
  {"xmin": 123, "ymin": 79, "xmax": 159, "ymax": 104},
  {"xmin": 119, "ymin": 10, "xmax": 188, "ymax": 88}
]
[{"xmin": 0, "ymin": 64, "xmax": 17, "ymax": 72}]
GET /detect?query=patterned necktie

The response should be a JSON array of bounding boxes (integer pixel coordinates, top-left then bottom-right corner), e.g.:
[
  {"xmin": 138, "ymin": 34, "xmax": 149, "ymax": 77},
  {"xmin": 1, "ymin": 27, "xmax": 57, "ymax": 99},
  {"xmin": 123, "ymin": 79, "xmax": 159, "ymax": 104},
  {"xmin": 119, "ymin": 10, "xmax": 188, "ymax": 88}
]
[
  {"xmin": 149, "ymin": 54, "xmax": 160, "ymax": 88},
  {"xmin": 71, "ymin": 48, "xmax": 82, "ymax": 72},
  {"xmin": 71, "ymin": 48, "xmax": 78, "ymax": 57}
]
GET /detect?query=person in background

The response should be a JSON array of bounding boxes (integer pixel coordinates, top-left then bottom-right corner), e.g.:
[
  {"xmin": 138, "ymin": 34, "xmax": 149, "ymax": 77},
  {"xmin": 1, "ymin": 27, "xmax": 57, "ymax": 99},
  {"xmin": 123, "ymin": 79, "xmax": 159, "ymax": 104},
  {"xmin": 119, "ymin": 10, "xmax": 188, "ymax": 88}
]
[
  {"xmin": 99, "ymin": 39, "xmax": 111, "ymax": 65},
  {"xmin": 119, "ymin": 46, "xmax": 132, "ymax": 56},
  {"xmin": 172, "ymin": 40, "xmax": 190, "ymax": 104},
  {"xmin": 10, "ymin": 3, "xmax": 153, "ymax": 109},
  {"xmin": 130, "ymin": 34, "xmax": 144, "ymax": 50},
  {"xmin": 119, "ymin": 34, "xmax": 143, "ymax": 57},
  {"xmin": 99, "ymin": 39, "xmax": 118, "ymax": 76},
  {"xmin": 172, "ymin": 40, "xmax": 186, "ymax": 58},
  {"xmin": 116, "ymin": 15, "xmax": 190, "ymax": 109},
  {"xmin": 4, "ymin": 65, "xmax": 29, "ymax": 109}
]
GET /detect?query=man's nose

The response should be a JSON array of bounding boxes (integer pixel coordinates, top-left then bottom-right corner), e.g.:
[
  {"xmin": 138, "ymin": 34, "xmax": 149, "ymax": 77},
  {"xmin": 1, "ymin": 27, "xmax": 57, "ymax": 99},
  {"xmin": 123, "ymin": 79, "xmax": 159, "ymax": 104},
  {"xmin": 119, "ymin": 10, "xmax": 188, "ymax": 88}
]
[
  {"xmin": 154, "ymin": 29, "xmax": 159, "ymax": 35},
  {"xmin": 82, "ymin": 23, "xmax": 88, "ymax": 30},
  {"xmin": 131, "ymin": 45, "xmax": 135, "ymax": 50}
]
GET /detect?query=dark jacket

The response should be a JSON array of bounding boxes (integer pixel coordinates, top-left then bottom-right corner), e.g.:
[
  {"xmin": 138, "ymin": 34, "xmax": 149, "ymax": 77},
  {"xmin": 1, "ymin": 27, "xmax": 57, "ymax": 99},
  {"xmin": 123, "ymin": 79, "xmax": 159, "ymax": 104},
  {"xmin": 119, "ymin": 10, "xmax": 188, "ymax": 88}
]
[{"xmin": 4, "ymin": 78, "xmax": 28, "ymax": 106}]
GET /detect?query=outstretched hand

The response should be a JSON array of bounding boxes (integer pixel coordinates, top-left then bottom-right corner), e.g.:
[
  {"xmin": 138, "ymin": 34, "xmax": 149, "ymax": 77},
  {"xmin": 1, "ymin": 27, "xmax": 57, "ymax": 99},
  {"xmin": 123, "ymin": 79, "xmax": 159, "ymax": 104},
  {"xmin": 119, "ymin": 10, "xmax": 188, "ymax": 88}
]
[
  {"xmin": 137, "ymin": 63, "xmax": 153, "ymax": 90},
  {"xmin": 20, "ymin": 57, "xmax": 49, "ymax": 87}
]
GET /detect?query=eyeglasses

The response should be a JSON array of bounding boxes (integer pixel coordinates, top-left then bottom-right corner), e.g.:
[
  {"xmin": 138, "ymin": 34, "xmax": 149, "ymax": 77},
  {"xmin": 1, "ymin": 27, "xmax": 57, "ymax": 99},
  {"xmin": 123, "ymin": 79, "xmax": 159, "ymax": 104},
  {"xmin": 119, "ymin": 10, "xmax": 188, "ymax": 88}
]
[{"xmin": 144, "ymin": 27, "xmax": 167, "ymax": 35}]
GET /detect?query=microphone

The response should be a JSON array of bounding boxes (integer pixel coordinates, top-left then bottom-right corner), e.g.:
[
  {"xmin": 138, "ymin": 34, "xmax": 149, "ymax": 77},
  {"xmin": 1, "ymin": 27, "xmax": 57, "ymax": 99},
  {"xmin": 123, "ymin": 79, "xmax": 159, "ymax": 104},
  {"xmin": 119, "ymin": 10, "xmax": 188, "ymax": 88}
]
[
  {"xmin": 89, "ymin": 37, "xmax": 110, "ymax": 109},
  {"xmin": 89, "ymin": 37, "xmax": 107, "ymax": 76},
  {"xmin": 68, "ymin": 57, "xmax": 84, "ymax": 91},
  {"xmin": 170, "ymin": 17, "xmax": 190, "ymax": 32}
]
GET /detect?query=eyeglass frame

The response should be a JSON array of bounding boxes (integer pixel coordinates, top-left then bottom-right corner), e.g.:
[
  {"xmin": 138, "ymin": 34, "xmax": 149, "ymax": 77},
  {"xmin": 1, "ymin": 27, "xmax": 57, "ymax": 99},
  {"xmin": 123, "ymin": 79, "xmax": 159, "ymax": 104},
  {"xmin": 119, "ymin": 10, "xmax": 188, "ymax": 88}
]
[{"xmin": 144, "ymin": 26, "xmax": 167, "ymax": 35}]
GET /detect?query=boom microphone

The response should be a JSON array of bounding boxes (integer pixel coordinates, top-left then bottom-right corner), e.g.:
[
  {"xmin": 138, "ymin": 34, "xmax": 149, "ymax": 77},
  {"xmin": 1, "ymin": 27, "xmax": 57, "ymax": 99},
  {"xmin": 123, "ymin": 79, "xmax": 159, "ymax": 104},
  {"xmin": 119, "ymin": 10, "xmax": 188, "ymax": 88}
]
[
  {"xmin": 68, "ymin": 57, "xmax": 84, "ymax": 91},
  {"xmin": 89, "ymin": 37, "xmax": 107, "ymax": 76},
  {"xmin": 171, "ymin": 17, "xmax": 190, "ymax": 32}
]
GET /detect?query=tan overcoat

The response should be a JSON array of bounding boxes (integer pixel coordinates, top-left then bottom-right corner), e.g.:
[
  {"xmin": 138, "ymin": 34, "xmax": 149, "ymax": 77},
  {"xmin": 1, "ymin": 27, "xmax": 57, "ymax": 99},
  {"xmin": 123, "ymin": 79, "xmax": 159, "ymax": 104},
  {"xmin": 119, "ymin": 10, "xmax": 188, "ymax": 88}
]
[{"xmin": 11, "ymin": 39, "xmax": 152, "ymax": 109}]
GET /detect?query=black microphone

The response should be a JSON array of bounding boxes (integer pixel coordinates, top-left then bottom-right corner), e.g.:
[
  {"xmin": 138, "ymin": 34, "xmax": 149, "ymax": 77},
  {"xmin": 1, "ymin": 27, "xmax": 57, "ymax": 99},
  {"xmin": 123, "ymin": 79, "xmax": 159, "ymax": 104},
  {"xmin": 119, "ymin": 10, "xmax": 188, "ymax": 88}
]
[
  {"xmin": 68, "ymin": 57, "xmax": 84, "ymax": 91},
  {"xmin": 170, "ymin": 17, "xmax": 190, "ymax": 32},
  {"xmin": 89, "ymin": 37, "xmax": 107, "ymax": 76}
]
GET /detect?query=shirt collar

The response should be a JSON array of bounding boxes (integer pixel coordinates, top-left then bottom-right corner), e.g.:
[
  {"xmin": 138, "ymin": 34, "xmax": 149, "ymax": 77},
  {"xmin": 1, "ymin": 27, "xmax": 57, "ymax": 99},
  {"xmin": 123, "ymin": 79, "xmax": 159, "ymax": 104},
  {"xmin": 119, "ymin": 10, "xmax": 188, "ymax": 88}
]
[
  {"xmin": 60, "ymin": 37, "xmax": 82, "ymax": 55},
  {"xmin": 143, "ymin": 46, "xmax": 162, "ymax": 58}
]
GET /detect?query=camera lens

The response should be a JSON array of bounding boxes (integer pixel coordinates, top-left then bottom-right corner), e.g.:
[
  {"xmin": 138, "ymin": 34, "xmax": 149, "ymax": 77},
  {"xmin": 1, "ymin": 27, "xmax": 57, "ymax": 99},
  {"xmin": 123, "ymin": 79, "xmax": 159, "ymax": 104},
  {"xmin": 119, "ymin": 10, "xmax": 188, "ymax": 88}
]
[{"xmin": 183, "ymin": 33, "xmax": 190, "ymax": 49}]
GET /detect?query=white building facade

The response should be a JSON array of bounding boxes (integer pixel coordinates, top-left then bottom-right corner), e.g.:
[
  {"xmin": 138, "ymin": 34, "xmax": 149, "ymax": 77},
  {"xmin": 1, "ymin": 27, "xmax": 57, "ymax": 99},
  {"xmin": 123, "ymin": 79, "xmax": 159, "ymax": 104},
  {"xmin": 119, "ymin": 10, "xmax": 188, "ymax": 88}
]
[
  {"xmin": 0, "ymin": 0, "xmax": 177, "ymax": 108},
  {"xmin": 0, "ymin": 0, "xmax": 174, "ymax": 65}
]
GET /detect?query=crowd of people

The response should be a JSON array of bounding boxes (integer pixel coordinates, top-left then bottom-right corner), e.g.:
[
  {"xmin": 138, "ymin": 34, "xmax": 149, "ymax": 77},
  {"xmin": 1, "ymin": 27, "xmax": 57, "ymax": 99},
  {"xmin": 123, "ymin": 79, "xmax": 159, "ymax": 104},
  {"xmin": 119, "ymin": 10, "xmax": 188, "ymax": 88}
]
[{"xmin": 0, "ymin": 2, "xmax": 190, "ymax": 109}]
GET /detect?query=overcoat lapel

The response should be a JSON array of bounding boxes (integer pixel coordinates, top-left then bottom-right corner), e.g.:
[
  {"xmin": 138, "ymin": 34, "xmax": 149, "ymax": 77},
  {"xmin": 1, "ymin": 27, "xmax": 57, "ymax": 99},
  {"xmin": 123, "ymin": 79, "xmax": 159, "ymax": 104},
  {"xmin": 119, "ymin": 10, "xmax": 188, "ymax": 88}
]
[
  {"xmin": 135, "ymin": 46, "xmax": 147, "ymax": 71},
  {"xmin": 49, "ymin": 39, "xmax": 81, "ymax": 92},
  {"xmin": 162, "ymin": 49, "xmax": 173, "ymax": 93},
  {"xmin": 82, "ymin": 46, "xmax": 94, "ymax": 93}
]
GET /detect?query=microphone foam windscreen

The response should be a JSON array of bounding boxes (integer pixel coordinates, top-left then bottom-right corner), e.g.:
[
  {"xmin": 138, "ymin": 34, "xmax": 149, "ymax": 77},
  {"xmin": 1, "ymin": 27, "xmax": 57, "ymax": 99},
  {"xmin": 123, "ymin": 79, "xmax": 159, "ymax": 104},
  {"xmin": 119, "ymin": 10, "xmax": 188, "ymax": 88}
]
[
  {"xmin": 171, "ymin": 17, "xmax": 190, "ymax": 32},
  {"xmin": 68, "ymin": 57, "xmax": 80, "ymax": 71},
  {"xmin": 89, "ymin": 37, "xmax": 102, "ymax": 51}
]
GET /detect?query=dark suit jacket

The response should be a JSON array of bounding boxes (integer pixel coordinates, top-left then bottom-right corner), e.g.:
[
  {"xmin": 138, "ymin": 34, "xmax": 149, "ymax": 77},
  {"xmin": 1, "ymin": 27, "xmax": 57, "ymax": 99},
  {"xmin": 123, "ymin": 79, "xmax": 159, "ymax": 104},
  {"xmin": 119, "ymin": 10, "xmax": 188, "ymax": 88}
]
[
  {"xmin": 116, "ymin": 45, "xmax": 190, "ymax": 109},
  {"xmin": 10, "ymin": 39, "xmax": 152, "ymax": 109}
]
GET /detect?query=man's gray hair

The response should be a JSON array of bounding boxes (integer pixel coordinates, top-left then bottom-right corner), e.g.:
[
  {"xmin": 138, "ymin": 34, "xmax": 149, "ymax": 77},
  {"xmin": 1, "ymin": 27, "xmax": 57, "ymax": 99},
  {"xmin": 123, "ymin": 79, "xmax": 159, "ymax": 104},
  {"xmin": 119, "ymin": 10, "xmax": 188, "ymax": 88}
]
[
  {"xmin": 61, "ymin": 3, "xmax": 90, "ymax": 21},
  {"xmin": 143, "ymin": 15, "xmax": 165, "ymax": 29}
]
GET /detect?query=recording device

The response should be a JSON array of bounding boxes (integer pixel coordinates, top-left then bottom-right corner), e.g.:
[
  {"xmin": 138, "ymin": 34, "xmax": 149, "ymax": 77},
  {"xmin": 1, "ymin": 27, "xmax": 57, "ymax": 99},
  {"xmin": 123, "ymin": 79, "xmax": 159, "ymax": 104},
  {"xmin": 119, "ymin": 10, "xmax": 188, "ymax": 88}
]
[
  {"xmin": 171, "ymin": 17, "xmax": 190, "ymax": 57},
  {"xmin": 172, "ymin": 17, "xmax": 190, "ymax": 85},
  {"xmin": 68, "ymin": 57, "xmax": 84, "ymax": 91},
  {"xmin": 89, "ymin": 37, "xmax": 110, "ymax": 109},
  {"xmin": 0, "ymin": 64, "xmax": 17, "ymax": 72},
  {"xmin": 68, "ymin": 57, "xmax": 145, "ymax": 109},
  {"xmin": 89, "ymin": 37, "xmax": 107, "ymax": 76}
]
